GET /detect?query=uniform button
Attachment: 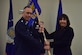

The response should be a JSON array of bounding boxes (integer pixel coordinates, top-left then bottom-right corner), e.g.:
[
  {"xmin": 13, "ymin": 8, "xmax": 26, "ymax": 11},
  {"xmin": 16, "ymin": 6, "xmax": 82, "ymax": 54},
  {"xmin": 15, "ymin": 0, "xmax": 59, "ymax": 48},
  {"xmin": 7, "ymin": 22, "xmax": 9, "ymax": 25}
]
[
  {"xmin": 40, "ymin": 40, "xmax": 42, "ymax": 43},
  {"xmin": 27, "ymin": 29, "xmax": 29, "ymax": 31},
  {"xmin": 30, "ymin": 34, "xmax": 32, "ymax": 36},
  {"xmin": 30, "ymin": 32, "xmax": 32, "ymax": 33}
]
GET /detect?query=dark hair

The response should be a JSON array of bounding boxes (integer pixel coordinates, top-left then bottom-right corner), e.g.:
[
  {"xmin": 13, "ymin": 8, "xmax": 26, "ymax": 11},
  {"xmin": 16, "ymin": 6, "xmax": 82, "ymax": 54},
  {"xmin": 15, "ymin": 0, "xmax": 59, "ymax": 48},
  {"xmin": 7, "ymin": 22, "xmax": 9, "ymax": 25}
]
[
  {"xmin": 23, "ymin": 6, "xmax": 31, "ymax": 9},
  {"xmin": 57, "ymin": 14, "xmax": 70, "ymax": 28}
]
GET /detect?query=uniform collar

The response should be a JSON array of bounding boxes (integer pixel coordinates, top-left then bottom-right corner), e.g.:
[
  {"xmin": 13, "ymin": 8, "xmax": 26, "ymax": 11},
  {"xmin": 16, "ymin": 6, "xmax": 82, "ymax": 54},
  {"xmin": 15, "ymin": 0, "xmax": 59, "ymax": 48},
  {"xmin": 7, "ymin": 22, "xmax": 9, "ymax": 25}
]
[{"xmin": 20, "ymin": 17, "xmax": 29, "ymax": 25}]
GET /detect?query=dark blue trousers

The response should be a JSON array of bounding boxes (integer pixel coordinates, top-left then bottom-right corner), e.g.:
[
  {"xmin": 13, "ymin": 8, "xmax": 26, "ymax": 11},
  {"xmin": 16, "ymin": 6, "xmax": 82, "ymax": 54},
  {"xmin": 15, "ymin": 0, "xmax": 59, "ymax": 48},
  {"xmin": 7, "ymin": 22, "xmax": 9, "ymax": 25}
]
[{"xmin": 6, "ymin": 43, "xmax": 15, "ymax": 55}]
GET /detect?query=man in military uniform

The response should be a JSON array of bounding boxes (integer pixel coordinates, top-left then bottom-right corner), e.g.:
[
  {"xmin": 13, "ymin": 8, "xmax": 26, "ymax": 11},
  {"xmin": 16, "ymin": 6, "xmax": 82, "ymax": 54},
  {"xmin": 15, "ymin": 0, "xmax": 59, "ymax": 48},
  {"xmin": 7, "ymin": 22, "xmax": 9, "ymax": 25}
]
[{"xmin": 14, "ymin": 6, "xmax": 50, "ymax": 55}]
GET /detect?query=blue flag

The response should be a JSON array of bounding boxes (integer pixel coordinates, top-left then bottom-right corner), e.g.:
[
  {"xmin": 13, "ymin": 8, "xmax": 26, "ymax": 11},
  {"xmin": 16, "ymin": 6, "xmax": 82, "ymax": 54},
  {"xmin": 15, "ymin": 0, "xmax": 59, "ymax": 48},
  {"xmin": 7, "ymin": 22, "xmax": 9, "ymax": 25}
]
[
  {"xmin": 6, "ymin": 0, "xmax": 15, "ymax": 55},
  {"xmin": 7, "ymin": 0, "xmax": 13, "ymax": 29},
  {"xmin": 27, "ymin": 0, "xmax": 41, "ymax": 27},
  {"xmin": 28, "ymin": 0, "xmax": 41, "ymax": 15},
  {"xmin": 56, "ymin": 0, "xmax": 63, "ymax": 30}
]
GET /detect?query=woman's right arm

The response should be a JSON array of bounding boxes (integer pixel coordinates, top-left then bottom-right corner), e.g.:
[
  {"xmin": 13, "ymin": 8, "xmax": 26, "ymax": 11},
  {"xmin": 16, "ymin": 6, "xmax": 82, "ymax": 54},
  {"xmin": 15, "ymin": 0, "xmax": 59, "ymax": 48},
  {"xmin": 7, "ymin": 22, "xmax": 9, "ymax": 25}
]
[{"xmin": 44, "ymin": 28, "xmax": 55, "ymax": 39}]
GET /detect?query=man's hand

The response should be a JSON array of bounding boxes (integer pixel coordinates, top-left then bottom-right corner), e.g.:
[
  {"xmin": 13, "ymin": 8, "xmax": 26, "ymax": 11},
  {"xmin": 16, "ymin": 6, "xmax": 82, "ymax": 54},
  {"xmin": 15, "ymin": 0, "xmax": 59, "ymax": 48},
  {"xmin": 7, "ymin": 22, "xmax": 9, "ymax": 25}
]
[
  {"xmin": 40, "ymin": 54, "xmax": 44, "ymax": 55},
  {"xmin": 38, "ymin": 21, "xmax": 44, "ymax": 33},
  {"xmin": 44, "ymin": 40, "xmax": 50, "ymax": 50}
]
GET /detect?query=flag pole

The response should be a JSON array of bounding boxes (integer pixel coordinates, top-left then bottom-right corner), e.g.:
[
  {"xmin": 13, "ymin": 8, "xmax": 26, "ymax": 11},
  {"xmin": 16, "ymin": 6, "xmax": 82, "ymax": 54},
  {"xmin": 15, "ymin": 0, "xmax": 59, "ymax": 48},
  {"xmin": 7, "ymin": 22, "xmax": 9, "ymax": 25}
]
[{"xmin": 35, "ymin": 9, "xmax": 51, "ymax": 55}]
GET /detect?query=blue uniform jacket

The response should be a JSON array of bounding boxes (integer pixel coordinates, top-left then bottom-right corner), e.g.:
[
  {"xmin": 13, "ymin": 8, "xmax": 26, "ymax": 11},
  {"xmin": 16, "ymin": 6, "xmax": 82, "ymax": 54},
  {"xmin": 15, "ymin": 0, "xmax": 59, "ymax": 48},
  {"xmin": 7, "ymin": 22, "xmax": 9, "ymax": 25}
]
[{"xmin": 14, "ymin": 17, "xmax": 44, "ymax": 55}]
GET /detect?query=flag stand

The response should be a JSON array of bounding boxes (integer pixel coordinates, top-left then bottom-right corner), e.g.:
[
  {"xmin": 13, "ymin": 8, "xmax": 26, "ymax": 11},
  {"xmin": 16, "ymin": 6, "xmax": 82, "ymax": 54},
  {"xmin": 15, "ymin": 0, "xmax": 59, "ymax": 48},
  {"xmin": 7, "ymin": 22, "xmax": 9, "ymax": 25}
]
[{"xmin": 35, "ymin": 9, "xmax": 51, "ymax": 55}]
